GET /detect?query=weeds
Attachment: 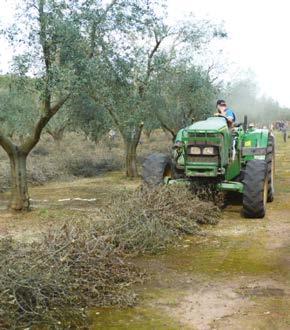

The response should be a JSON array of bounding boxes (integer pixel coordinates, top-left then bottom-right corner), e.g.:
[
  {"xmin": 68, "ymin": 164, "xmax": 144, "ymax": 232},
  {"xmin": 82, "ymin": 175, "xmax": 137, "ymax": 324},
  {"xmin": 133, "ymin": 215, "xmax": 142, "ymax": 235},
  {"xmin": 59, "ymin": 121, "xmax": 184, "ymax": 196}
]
[{"xmin": 65, "ymin": 157, "xmax": 121, "ymax": 177}]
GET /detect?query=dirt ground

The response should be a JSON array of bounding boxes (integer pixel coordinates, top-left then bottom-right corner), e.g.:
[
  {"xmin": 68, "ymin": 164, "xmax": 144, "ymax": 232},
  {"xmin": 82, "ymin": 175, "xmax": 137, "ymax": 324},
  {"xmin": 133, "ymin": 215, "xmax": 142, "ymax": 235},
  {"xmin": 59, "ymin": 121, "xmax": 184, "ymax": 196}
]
[{"xmin": 1, "ymin": 134, "xmax": 290, "ymax": 329}]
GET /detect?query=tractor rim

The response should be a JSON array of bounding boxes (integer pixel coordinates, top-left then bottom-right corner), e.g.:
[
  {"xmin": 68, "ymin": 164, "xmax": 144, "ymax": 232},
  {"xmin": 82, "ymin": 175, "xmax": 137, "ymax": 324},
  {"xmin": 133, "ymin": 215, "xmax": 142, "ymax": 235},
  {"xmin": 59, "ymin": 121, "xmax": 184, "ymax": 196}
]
[
  {"xmin": 263, "ymin": 179, "xmax": 268, "ymax": 208},
  {"xmin": 163, "ymin": 164, "xmax": 173, "ymax": 180},
  {"xmin": 271, "ymin": 157, "xmax": 275, "ymax": 193}
]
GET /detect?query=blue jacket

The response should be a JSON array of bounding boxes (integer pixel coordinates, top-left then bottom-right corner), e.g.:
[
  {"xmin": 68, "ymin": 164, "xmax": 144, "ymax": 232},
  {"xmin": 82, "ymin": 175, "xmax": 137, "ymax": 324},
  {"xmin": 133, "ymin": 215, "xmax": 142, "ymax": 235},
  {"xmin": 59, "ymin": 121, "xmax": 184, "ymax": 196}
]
[{"xmin": 225, "ymin": 108, "xmax": 236, "ymax": 122}]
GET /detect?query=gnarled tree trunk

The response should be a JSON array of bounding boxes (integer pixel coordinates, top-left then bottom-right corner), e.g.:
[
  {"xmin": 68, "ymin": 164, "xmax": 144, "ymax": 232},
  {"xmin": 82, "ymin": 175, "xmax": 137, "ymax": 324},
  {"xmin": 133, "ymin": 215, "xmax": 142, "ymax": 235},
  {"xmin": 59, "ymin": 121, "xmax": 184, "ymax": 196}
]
[
  {"xmin": 124, "ymin": 124, "xmax": 143, "ymax": 178},
  {"xmin": 9, "ymin": 148, "xmax": 29, "ymax": 211},
  {"xmin": 125, "ymin": 140, "xmax": 138, "ymax": 177},
  {"xmin": 0, "ymin": 97, "xmax": 69, "ymax": 211}
]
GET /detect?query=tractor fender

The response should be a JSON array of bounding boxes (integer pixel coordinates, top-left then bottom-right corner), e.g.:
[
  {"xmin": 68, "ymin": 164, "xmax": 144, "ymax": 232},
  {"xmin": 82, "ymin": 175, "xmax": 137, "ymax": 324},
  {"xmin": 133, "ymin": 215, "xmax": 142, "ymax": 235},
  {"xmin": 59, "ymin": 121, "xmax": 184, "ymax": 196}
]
[
  {"xmin": 243, "ymin": 129, "xmax": 269, "ymax": 150},
  {"xmin": 242, "ymin": 129, "xmax": 270, "ymax": 161}
]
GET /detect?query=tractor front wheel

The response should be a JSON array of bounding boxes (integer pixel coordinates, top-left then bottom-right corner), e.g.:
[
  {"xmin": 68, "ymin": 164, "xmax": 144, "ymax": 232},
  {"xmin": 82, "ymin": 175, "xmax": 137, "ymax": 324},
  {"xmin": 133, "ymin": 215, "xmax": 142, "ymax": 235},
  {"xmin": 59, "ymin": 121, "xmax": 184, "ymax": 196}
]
[
  {"xmin": 142, "ymin": 153, "xmax": 173, "ymax": 186},
  {"xmin": 242, "ymin": 160, "xmax": 268, "ymax": 218}
]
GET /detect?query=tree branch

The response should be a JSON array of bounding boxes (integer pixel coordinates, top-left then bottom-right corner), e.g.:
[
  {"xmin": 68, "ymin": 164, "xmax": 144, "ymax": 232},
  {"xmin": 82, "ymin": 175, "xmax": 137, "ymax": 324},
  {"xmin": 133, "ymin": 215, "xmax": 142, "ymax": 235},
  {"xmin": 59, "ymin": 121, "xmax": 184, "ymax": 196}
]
[
  {"xmin": 38, "ymin": 0, "xmax": 52, "ymax": 110},
  {"xmin": 0, "ymin": 130, "xmax": 14, "ymax": 156},
  {"xmin": 155, "ymin": 113, "xmax": 176, "ymax": 140},
  {"xmin": 21, "ymin": 95, "xmax": 70, "ymax": 154},
  {"xmin": 133, "ymin": 122, "xmax": 144, "ymax": 147},
  {"xmin": 50, "ymin": 94, "xmax": 70, "ymax": 115},
  {"xmin": 88, "ymin": 0, "xmax": 118, "ymax": 59},
  {"xmin": 107, "ymin": 105, "xmax": 121, "ymax": 130},
  {"xmin": 20, "ymin": 113, "xmax": 52, "ymax": 154},
  {"xmin": 144, "ymin": 31, "xmax": 163, "ymax": 84},
  {"xmin": 105, "ymin": 0, "xmax": 118, "ymax": 14}
]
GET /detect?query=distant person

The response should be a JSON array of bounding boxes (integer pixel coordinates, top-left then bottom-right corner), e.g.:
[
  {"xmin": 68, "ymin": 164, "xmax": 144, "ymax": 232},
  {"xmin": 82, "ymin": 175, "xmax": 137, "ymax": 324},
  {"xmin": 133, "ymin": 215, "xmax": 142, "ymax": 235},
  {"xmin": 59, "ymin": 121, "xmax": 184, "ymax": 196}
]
[
  {"xmin": 215, "ymin": 100, "xmax": 236, "ymax": 127},
  {"xmin": 248, "ymin": 123, "xmax": 255, "ymax": 130},
  {"xmin": 270, "ymin": 123, "xmax": 274, "ymax": 133},
  {"xmin": 281, "ymin": 121, "xmax": 288, "ymax": 142}
]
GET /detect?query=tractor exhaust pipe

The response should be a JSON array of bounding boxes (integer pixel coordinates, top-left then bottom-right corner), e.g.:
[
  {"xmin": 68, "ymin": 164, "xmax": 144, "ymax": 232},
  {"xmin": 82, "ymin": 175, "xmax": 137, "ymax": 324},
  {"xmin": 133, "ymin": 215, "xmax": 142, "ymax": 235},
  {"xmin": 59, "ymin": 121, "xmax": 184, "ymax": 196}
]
[{"xmin": 243, "ymin": 115, "xmax": 248, "ymax": 131}]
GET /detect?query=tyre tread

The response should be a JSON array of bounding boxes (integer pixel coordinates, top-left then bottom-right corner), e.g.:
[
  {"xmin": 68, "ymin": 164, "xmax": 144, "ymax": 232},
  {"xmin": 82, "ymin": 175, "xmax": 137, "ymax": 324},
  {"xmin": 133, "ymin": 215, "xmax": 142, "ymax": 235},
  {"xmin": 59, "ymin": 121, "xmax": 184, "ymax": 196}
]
[
  {"xmin": 243, "ymin": 160, "xmax": 268, "ymax": 218},
  {"xmin": 142, "ymin": 153, "xmax": 172, "ymax": 186}
]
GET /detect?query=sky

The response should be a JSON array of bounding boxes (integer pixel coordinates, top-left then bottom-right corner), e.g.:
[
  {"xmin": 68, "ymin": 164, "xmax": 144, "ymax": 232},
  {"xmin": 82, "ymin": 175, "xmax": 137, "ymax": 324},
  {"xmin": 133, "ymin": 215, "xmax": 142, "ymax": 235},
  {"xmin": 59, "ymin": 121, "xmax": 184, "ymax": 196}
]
[
  {"xmin": 167, "ymin": 0, "xmax": 290, "ymax": 106},
  {"xmin": 1, "ymin": 0, "xmax": 290, "ymax": 106}
]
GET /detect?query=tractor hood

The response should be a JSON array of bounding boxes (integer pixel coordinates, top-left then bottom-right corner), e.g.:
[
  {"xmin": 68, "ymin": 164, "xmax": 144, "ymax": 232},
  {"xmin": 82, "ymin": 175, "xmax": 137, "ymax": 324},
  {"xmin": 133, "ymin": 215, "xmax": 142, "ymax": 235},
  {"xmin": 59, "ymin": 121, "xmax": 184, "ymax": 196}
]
[
  {"xmin": 175, "ymin": 117, "xmax": 228, "ymax": 141},
  {"xmin": 174, "ymin": 116, "xmax": 233, "ymax": 178},
  {"xmin": 187, "ymin": 117, "xmax": 227, "ymax": 132},
  {"xmin": 175, "ymin": 117, "xmax": 228, "ymax": 142}
]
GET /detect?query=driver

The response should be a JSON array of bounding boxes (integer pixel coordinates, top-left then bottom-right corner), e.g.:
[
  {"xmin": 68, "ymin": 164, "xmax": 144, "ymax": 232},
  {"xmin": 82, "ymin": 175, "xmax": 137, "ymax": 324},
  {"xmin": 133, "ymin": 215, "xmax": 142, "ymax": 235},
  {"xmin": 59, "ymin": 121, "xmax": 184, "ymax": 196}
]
[{"xmin": 216, "ymin": 100, "xmax": 236, "ymax": 126}]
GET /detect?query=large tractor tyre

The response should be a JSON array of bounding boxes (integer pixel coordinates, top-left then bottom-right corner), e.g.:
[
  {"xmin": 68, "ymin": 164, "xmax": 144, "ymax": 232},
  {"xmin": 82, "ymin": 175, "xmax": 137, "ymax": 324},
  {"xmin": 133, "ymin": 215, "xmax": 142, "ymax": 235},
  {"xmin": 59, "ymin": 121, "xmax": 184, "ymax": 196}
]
[
  {"xmin": 266, "ymin": 135, "xmax": 275, "ymax": 202},
  {"xmin": 243, "ymin": 160, "xmax": 268, "ymax": 219},
  {"xmin": 142, "ymin": 153, "xmax": 174, "ymax": 186}
]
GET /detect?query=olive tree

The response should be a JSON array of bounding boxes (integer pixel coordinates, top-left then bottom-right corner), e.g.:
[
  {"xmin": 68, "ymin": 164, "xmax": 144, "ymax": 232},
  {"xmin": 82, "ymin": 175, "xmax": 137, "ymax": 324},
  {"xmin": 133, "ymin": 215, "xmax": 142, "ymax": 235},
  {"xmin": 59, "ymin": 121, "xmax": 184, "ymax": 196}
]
[
  {"xmin": 150, "ymin": 65, "xmax": 218, "ymax": 140},
  {"xmin": 0, "ymin": 0, "xmax": 81, "ymax": 211}
]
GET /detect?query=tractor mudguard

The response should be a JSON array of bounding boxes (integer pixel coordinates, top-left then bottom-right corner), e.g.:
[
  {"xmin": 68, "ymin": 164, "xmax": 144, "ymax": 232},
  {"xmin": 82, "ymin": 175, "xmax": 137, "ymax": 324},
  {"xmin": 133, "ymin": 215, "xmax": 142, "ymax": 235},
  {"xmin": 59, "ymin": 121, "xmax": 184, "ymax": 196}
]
[{"xmin": 242, "ymin": 129, "xmax": 269, "ymax": 161}]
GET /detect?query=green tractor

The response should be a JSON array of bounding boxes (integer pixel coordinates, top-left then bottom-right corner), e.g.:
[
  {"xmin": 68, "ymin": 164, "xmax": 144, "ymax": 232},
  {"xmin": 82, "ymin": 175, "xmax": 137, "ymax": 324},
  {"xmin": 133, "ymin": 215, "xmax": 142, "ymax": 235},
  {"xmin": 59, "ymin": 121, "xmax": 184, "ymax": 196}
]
[{"xmin": 142, "ymin": 116, "xmax": 275, "ymax": 218}]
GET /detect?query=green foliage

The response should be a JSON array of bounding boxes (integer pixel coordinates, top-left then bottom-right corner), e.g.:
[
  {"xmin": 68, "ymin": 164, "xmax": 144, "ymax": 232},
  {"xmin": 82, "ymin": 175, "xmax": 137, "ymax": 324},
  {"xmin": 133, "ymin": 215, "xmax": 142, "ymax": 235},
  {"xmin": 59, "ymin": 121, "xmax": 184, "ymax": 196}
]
[
  {"xmin": 8, "ymin": 0, "xmax": 81, "ymax": 93},
  {"xmin": 150, "ymin": 66, "xmax": 218, "ymax": 136},
  {"xmin": 68, "ymin": 94, "xmax": 112, "ymax": 143},
  {"xmin": 0, "ymin": 0, "xmax": 84, "ymax": 141},
  {"xmin": 0, "ymin": 77, "xmax": 38, "ymax": 136}
]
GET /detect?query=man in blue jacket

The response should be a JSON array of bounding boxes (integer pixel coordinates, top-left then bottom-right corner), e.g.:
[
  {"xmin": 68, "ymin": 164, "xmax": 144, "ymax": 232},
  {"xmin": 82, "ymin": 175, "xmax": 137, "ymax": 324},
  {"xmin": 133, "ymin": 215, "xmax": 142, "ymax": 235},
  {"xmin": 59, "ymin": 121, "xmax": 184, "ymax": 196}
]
[
  {"xmin": 216, "ymin": 100, "xmax": 238, "ymax": 159},
  {"xmin": 216, "ymin": 99, "xmax": 236, "ymax": 127}
]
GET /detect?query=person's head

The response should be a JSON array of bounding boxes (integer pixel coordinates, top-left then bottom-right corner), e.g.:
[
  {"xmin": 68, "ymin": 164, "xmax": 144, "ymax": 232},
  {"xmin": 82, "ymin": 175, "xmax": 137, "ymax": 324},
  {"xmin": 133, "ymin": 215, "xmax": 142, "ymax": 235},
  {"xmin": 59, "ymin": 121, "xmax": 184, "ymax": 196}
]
[{"xmin": 216, "ymin": 100, "xmax": 227, "ymax": 113}]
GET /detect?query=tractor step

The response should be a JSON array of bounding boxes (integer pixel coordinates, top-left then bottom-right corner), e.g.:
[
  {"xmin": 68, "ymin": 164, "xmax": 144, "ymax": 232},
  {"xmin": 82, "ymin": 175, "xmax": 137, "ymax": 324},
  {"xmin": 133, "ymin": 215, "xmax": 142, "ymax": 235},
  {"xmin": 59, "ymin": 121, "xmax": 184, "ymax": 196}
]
[{"xmin": 217, "ymin": 181, "xmax": 244, "ymax": 193}]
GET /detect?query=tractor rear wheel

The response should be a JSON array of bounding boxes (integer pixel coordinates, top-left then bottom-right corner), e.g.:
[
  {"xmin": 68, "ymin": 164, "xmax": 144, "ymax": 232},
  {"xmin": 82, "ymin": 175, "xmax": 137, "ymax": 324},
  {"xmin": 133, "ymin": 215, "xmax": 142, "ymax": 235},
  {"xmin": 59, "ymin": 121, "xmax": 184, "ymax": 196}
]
[
  {"xmin": 243, "ymin": 160, "xmax": 268, "ymax": 218},
  {"xmin": 266, "ymin": 135, "xmax": 275, "ymax": 202},
  {"xmin": 142, "ymin": 153, "xmax": 174, "ymax": 186}
]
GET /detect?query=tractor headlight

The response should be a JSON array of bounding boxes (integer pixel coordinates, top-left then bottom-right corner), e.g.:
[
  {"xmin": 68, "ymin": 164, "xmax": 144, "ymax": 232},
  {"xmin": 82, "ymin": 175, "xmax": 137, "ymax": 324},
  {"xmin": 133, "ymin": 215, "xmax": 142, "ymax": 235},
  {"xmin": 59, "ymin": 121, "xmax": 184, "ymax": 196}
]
[
  {"xmin": 189, "ymin": 146, "xmax": 201, "ymax": 155},
  {"xmin": 202, "ymin": 147, "xmax": 215, "ymax": 155}
]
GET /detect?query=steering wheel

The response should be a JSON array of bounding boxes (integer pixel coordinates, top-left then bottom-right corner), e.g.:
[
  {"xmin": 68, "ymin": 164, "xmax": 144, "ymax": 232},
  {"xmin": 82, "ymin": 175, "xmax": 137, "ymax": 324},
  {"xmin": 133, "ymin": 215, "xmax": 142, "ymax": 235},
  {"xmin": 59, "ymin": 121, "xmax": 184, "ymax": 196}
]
[{"xmin": 216, "ymin": 114, "xmax": 230, "ymax": 124}]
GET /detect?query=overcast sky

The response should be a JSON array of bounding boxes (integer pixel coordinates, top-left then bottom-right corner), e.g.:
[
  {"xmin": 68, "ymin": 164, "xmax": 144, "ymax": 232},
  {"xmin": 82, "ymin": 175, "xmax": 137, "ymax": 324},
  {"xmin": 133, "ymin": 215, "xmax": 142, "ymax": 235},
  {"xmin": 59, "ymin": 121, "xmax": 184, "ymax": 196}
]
[{"xmin": 1, "ymin": 0, "xmax": 290, "ymax": 106}]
